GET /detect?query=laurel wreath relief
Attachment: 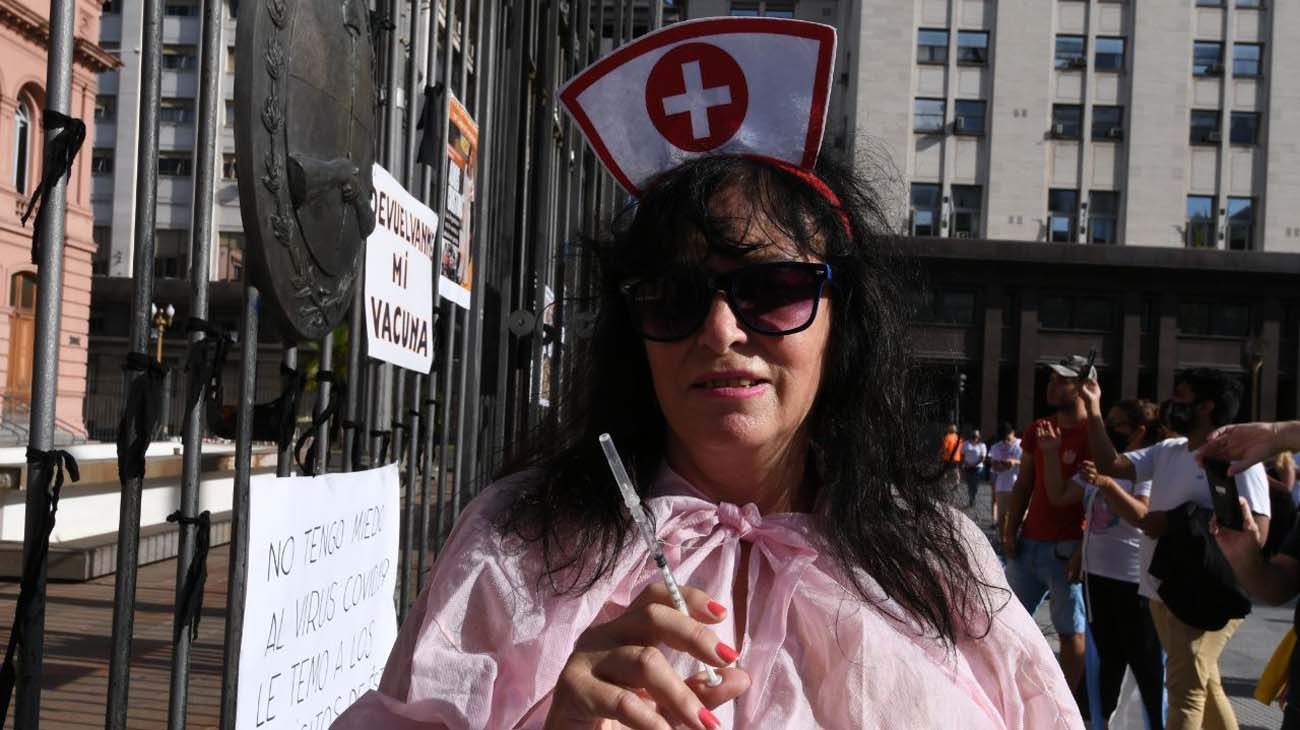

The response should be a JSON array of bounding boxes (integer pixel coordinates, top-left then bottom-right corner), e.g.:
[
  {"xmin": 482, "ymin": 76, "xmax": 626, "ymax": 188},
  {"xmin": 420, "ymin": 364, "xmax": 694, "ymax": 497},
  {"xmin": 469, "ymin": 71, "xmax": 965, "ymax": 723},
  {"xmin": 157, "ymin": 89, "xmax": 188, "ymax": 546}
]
[{"xmin": 257, "ymin": 0, "xmax": 357, "ymax": 337}]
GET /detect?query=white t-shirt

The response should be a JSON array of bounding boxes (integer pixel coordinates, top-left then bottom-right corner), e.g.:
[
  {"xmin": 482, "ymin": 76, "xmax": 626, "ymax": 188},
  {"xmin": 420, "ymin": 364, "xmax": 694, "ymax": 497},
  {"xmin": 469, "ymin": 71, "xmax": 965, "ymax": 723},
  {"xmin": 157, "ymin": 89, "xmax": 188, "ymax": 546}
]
[
  {"xmin": 1081, "ymin": 476, "xmax": 1152, "ymax": 585},
  {"xmin": 1127, "ymin": 437, "xmax": 1271, "ymax": 600},
  {"xmin": 962, "ymin": 441, "xmax": 987, "ymax": 468},
  {"xmin": 988, "ymin": 439, "xmax": 1022, "ymax": 493}
]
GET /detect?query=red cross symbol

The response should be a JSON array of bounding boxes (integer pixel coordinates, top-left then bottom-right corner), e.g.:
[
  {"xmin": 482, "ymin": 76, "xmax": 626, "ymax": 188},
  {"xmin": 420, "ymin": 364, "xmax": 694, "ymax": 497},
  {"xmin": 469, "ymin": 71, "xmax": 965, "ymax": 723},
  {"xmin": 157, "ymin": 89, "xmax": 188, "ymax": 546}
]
[{"xmin": 645, "ymin": 42, "xmax": 749, "ymax": 152}]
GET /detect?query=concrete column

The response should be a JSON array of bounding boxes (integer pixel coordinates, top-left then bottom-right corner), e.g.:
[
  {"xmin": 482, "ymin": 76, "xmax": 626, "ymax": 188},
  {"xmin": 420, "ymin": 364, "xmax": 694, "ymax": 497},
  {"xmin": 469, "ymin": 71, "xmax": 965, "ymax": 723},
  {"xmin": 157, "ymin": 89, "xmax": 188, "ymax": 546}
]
[
  {"xmin": 981, "ymin": 283, "xmax": 1003, "ymax": 438},
  {"xmin": 1260, "ymin": 301, "xmax": 1281, "ymax": 420},
  {"xmin": 1121, "ymin": 290, "xmax": 1142, "ymax": 399},
  {"xmin": 1157, "ymin": 292, "xmax": 1178, "ymax": 400},
  {"xmin": 1017, "ymin": 289, "xmax": 1038, "ymax": 429}
]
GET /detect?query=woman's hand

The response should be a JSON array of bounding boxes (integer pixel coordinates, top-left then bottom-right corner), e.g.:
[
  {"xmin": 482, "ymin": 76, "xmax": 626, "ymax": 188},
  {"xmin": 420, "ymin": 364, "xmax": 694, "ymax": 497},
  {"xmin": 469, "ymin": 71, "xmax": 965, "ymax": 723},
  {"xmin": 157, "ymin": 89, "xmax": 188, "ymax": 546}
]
[
  {"xmin": 1036, "ymin": 421, "xmax": 1061, "ymax": 454},
  {"xmin": 1078, "ymin": 460, "xmax": 1112, "ymax": 491},
  {"xmin": 544, "ymin": 583, "xmax": 750, "ymax": 730}
]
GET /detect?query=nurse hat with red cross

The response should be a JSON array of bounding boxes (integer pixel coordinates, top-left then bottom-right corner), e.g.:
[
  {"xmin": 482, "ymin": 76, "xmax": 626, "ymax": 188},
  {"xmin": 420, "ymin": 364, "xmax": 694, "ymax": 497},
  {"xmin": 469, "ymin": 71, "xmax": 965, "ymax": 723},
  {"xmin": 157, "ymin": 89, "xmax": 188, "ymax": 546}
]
[{"xmin": 559, "ymin": 17, "xmax": 838, "ymax": 196}]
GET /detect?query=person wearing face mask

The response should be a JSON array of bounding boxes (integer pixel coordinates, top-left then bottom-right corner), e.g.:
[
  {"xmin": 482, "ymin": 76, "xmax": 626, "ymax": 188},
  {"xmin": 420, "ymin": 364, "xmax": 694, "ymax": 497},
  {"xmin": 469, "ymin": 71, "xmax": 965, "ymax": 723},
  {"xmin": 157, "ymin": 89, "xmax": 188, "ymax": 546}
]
[
  {"xmin": 1002, "ymin": 355, "xmax": 1095, "ymax": 705},
  {"xmin": 1036, "ymin": 400, "xmax": 1167, "ymax": 729},
  {"xmin": 1084, "ymin": 369, "xmax": 1271, "ymax": 730}
]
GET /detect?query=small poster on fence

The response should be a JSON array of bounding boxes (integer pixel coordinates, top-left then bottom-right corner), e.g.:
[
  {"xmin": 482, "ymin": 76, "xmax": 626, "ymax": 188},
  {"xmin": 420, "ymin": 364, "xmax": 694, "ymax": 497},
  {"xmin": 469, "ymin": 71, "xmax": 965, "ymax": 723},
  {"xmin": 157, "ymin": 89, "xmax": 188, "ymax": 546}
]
[
  {"xmin": 438, "ymin": 92, "xmax": 478, "ymax": 308},
  {"xmin": 366, "ymin": 163, "xmax": 437, "ymax": 373},
  {"xmin": 235, "ymin": 464, "xmax": 400, "ymax": 730}
]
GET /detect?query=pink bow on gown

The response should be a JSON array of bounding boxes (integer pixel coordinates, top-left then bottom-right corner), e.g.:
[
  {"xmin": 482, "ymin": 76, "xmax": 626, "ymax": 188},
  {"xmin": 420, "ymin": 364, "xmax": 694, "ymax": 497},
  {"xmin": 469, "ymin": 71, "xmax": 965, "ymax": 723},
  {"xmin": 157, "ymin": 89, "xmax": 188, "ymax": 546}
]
[{"xmin": 332, "ymin": 467, "xmax": 1083, "ymax": 729}]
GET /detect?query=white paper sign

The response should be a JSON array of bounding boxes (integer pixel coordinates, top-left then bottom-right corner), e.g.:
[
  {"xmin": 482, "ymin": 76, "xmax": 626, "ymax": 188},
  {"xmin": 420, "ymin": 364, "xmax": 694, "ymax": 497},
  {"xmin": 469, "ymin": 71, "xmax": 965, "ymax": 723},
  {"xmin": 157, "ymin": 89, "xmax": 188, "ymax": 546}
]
[
  {"xmin": 235, "ymin": 465, "xmax": 400, "ymax": 730},
  {"xmin": 366, "ymin": 164, "xmax": 436, "ymax": 373}
]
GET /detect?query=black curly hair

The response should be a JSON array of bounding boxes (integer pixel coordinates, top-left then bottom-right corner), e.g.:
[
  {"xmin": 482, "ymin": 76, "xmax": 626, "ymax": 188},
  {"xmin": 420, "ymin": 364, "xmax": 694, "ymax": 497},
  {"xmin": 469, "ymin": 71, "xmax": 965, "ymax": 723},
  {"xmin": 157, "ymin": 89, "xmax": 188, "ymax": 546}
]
[{"xmin": 496, "ymin": 153, "xmax": 999, "ymax": 645}]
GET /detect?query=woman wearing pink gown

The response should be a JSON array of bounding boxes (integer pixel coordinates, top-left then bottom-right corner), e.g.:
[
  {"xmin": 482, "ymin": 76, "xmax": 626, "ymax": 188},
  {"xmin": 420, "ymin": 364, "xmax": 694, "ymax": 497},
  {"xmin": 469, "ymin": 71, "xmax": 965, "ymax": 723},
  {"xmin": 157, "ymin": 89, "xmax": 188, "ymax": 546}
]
[{"xmin": 330, "ymin": 151, "xmax": 1083, "ymax": 729}]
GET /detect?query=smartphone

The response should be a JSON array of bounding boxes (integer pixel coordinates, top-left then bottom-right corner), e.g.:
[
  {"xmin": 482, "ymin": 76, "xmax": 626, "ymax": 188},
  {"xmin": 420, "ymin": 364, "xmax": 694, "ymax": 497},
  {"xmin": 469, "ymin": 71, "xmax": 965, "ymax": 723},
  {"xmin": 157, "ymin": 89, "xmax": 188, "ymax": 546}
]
[{"xmin": 1204, "ymin": 458, "xmax": 1244, "ymax": 531}]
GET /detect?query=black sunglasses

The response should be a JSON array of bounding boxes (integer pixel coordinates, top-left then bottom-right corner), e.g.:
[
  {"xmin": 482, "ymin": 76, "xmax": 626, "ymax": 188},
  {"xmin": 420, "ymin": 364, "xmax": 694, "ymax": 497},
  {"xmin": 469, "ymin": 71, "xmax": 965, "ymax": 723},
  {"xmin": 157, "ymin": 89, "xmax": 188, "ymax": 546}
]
[{"xmin": 619, "ymin": 261, "xmax": 833, "ymax": 342}]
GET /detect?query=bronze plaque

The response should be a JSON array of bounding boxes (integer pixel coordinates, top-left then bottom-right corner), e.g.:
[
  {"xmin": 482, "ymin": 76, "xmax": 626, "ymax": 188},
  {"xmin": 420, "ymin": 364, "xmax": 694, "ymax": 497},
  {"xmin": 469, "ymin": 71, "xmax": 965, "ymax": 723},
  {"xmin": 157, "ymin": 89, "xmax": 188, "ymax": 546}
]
[{"xmin": 234, "ymin": 0, "xmax": 376, "ymax": 341}]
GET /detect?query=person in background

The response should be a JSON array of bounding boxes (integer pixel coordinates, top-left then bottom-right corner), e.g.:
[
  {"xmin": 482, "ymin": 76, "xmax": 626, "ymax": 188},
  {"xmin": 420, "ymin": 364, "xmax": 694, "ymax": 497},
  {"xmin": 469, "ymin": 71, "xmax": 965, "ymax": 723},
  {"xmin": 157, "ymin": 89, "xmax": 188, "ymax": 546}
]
[
  {"xmin": 1037, "ymin": 399, "xmax": 1167, "ymax": 729},
  {"xmin": 1264, "ymin": 452, "xmax": 1297, "ymax": 557},
  {"xmin": 1196, "ymin": 420, "xmax": 1300, "ymax": 729},
  {"xmin": 941, "ymin": 422, "xmax": 964, "ymax": 489},
  {"xmin": 963, "ymin": 428, "xmax": 989, "ymax": 509},
  {"xmin": 1003, "ymin": 355, "xmax": 1095, "ymax": 701},
  {"xmin": 989, "ymin": 423, "xmax": 1022, "ymax": 531},
  {"xmin": 1085, "ymin": 369, "xmax": 1270, "ymax": 730}
]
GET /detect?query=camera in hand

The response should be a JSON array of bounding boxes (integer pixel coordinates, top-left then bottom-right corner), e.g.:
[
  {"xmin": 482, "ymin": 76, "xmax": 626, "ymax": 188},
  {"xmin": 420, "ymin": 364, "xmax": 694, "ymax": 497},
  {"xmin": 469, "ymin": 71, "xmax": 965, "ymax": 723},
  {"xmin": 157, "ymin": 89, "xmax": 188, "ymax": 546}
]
[{"xmin": 1204, "ymin": 458, "xmax": 1244, "ymax": 531}]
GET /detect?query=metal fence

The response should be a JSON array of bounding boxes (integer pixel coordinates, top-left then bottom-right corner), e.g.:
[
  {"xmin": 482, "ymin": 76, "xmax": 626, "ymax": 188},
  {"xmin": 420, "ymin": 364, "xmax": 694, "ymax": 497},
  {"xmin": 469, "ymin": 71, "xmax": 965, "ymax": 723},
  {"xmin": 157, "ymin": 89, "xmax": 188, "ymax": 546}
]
[{"xmin": 4, "ymin": 0, "xmax": 667, "ymax": 727}]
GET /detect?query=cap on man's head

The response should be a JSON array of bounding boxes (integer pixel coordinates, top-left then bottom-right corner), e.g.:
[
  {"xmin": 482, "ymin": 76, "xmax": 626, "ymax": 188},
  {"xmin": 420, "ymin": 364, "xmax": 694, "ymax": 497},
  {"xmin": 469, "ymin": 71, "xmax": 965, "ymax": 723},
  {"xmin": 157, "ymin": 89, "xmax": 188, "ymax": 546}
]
[{"xmin": 1048, "ymin": 354, "xmax": 1097, "ymax": 380}]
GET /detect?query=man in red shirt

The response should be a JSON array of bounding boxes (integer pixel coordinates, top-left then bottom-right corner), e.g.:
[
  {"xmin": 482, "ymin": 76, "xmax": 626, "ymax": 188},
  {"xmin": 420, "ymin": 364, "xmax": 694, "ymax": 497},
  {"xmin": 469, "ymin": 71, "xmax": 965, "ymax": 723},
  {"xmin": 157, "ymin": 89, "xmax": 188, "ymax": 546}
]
[{"xmin": 1002, "ymin": 355, "xmax": 1093, "ymax": 698}]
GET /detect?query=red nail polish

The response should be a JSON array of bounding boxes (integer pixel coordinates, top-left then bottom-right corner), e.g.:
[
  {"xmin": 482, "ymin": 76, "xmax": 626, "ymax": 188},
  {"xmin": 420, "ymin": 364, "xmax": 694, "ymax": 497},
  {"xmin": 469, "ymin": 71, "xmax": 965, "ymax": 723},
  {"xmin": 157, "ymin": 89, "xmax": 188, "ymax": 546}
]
[
  {"xmin": 698, "ymin": 707, "xmax": 721, "ymax": 730},
  {"xmin": 716, "ymin": 642, "xmax": 738, "ymax": 663},
  {"xmin": 707, "ymin": 600, "xmax": 727, "ymax": 617}
]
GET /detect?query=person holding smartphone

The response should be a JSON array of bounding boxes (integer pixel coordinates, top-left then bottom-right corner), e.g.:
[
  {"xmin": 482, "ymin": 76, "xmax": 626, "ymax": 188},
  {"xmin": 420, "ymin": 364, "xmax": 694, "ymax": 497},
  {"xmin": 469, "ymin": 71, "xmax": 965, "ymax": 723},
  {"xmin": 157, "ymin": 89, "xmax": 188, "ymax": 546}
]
[
  {"xmin": 1083, "ymin": 369, "xmax": 1270, "ymax": 730},
  {"xmin": 1196, "ymin": 419, "xmax": 1300, "ymax": 728}
]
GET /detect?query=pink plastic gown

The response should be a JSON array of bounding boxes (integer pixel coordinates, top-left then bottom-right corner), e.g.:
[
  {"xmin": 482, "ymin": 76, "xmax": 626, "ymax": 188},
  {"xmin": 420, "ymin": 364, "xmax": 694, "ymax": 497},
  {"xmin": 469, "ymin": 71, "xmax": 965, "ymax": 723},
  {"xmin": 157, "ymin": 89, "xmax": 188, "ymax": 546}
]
[{"xmin": 332, "ymin": 467, "xmax": 1084, "ymax": 729}]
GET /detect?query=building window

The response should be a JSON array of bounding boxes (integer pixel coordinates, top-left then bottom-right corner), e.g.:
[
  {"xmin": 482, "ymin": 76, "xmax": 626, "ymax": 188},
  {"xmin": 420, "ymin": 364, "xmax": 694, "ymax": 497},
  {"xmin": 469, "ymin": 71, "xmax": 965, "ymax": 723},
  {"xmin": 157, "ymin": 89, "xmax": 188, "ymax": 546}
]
[
  {"xmin": 1095, "ymin": 37, "xmax": 1126, "ymax": 72},
  {"xmin": 914, "ymin": 98, "xmax": 946, "ymax": 134},
  {"xmin": 1179, "ymin": 301, "xmax": 1250, "ymax": 338},
  {"xmin": 1194, "ymin": 41, "xmax": 1224, "ymax": 76},
  {"xmin": 153, "ymin": 230, "xmax": 189, "ymax": 279},
  {"xmin": 102, "ymin": 0, "xmax": 120, "ymax": 12},
  {"xmin": 911, "ymin": 183, "xmax": 942, "ymax": 236},
  {"xmin": 94, "ymin": 96, "xmax": 115, "ymax": 122},
  {"xmin": 1040, "ymin": 296, "xmax": 1115, "ymax": 332},
  {"xmin": 950, "ymin": 185, "xmax": 982, "ymax": 238},
  {"xmin": 954, "ymin": 100, "xmax": 986, "ymax": 135},
  {"xmin": 225, "ymin": 46, "xmax": 237, "ymax": 73},
  {"xmin": 158, "ymin": 153, "xmax": 193, "ymax": 176},
  {"xmin": 1089, "ymin": 191, "xmax": 1120, "ymax": 244},
  {"xmin": 1190, "ymin": 109, "xmax": 1221, "ymax": 144},
  {"xmin": 1195, "ymin": 0, "xmax": 1224, "ymax": 5},
  {"xmin": 164, "ymin": 3, "xmax": 199, "ymax": 16},
  {"xmin": 13, "ymin": 101, "xmax": 31, "ymax": 195},
  {"xmin": 1186, "ymin": 195, "xmax": 1216, "ymax": 248},
  {"xmin": 1234, "ymin": 43, "xmax": 1262, "ymax": 77},
  {"xmin": 225, "ymin": 100, "xmax": 235, "ymax": 128},
  {"xmin": 160, "ymin": 99, "xmax": 195, "ymax": 124},
  {"xmin": 222, "ymin": 154, "xmax": 238, "ymax": 179},
  {"xmin": 1055, "ymin": 35, "xmax": 1086, "ymax": 70},
  {"xmin": 917, "ymin": 29, "xmax": 948, "ymax": 65},
  {"xmin": 1226, "ymin": 197, "xmax": 1255, "ymax": 250},
  {"xmin": 1052, "ymin": 104, "xmax": 1082, "ymax": 139},
  {"xmin": 1092, "ymin": 105, "xmax": 1124, "ymax": 140},
  {"xmin": 1048, "ymin": 189, "xmax": 1078, "ymax": 242},
  {"xmin": 957, "ymin": 31, "xmax": 988, "ymax": 65},
  {"xmin": 916, "ymin": 289, "xmax": 976, "ymax": 326},
  {"xmin": 728, "ymin": 1, "xmax": 793, "ymax": 16},
  {"xmin": 162, "ymin": 46, "xmax": 197, "ymax": 70},
  {"xmin": 1230, "ymin": 111, "xmax": 1259, "ymax": 145},
  {"xmin": 1237, "ymin": 0, "xmax": 1261, "ymax": 6},
  {"xmin": 91, "ymin": 149, "xmax": 114, "ymax": 174},
  {"xmin": 218, "ymin": 232, "xmax": 245, "ymax": 281}
]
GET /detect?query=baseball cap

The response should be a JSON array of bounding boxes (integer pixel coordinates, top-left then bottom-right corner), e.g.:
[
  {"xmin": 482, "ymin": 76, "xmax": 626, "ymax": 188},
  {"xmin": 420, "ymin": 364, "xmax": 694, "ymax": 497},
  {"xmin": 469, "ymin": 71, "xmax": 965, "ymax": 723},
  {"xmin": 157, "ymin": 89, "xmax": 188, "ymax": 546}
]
[{"xmin": 1048, "ymin": 354, "xmax": 1097, "ymax": 380}]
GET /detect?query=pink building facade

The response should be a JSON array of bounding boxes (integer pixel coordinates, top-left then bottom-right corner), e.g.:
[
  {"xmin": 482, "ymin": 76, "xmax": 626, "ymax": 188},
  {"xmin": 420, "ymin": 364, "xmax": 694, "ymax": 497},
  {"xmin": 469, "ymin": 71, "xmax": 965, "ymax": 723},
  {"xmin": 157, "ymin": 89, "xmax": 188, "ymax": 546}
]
[{"xmin": 0, "ymin": 0, "xmax": 114, "ymax": 438}]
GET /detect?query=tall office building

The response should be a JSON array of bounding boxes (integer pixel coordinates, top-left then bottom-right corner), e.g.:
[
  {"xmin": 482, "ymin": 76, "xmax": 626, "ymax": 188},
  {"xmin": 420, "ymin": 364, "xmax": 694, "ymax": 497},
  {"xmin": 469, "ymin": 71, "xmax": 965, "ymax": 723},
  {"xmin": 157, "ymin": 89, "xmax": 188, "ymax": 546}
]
[{"xmin": 686, "ymin": 0, "xmax": 1300, "ymax": 434}]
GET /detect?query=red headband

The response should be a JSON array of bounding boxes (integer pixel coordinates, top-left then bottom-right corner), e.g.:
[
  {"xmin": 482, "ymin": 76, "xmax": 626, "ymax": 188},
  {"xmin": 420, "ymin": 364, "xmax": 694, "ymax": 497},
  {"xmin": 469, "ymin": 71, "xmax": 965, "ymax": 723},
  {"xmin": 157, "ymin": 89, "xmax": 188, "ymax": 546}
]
[{"xmin": 745, "ymin": 155, "xmax": 852, "ymax": 237}]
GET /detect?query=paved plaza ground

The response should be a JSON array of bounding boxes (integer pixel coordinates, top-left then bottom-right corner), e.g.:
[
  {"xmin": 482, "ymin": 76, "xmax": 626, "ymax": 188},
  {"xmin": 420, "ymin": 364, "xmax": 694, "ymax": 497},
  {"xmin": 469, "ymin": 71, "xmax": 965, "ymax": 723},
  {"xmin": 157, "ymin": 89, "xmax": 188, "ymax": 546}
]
[{"xmin": 0, "ymin": 480, "xmax": 1289, "ymax": 728}]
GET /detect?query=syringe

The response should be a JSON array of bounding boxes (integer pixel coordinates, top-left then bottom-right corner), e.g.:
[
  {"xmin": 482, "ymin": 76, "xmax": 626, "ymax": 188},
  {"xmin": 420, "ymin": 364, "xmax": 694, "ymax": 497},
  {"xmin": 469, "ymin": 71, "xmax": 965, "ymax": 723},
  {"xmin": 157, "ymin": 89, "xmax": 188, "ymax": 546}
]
[{"xmin": 598, "ymin": 433, "xmax": 724, "ymax": 688}]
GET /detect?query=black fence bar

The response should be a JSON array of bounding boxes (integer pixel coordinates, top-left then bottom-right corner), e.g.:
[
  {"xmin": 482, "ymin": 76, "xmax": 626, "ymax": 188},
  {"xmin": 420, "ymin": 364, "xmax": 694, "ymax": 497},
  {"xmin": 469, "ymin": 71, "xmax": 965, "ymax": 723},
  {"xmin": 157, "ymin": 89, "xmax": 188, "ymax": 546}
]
[
  {"xmin": 164, "ymin": 0, "xmax": 224, "ymax": 722},
  {"xmin": 105, "ymin": 0, "xmax": 165, "ymax": 723},
  {"xmin": 314, "ymin": 332, "xmax": 334, "ymax": 472},
  {"xmin": 278, "ymin": 346, "xmax": 297, "ymax": 478},
  {"xmin": 218, "ymin": 284, "xmax": 261, "ymax": 730},
  {"xmin": 12, "ymin": 0, "xmax": 77, "ymax": 722}
]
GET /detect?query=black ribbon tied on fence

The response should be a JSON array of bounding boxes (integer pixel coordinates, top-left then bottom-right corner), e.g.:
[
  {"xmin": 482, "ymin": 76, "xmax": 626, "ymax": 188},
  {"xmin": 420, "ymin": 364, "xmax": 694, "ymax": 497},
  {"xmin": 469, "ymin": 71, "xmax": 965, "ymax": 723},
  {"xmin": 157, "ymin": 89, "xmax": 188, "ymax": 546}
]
[
  {"xmin": 184, "ymin": 317, "xmax": 232, "ymax": 417},
  {"xmin": 371, "ymin": 429, "xmax": 393, "ymax": 466},
  {"xmin": 117, "ymin": 353, "xmax": 169, "ymax": 484},
  {"xmin": 0, "ymin": 448, "xmax": 80, "ymax": 725},
  {"xmin": 166, "ymin": 510, "xmax": 211, "ymax": 643},
  {"xmin": 21, "ymin": 110, "xmax": 86, "ymax": 264},
  {"xmin": 294, "ymin": 370, "xmax": 346, "ymax": 477},
  {"xmin": 416, "ymin": 83, "xmax": 445, "ymax": 166},
  {"xmin": 342, "ymin": 418, "xmax": 366, "ymax": 470}
]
